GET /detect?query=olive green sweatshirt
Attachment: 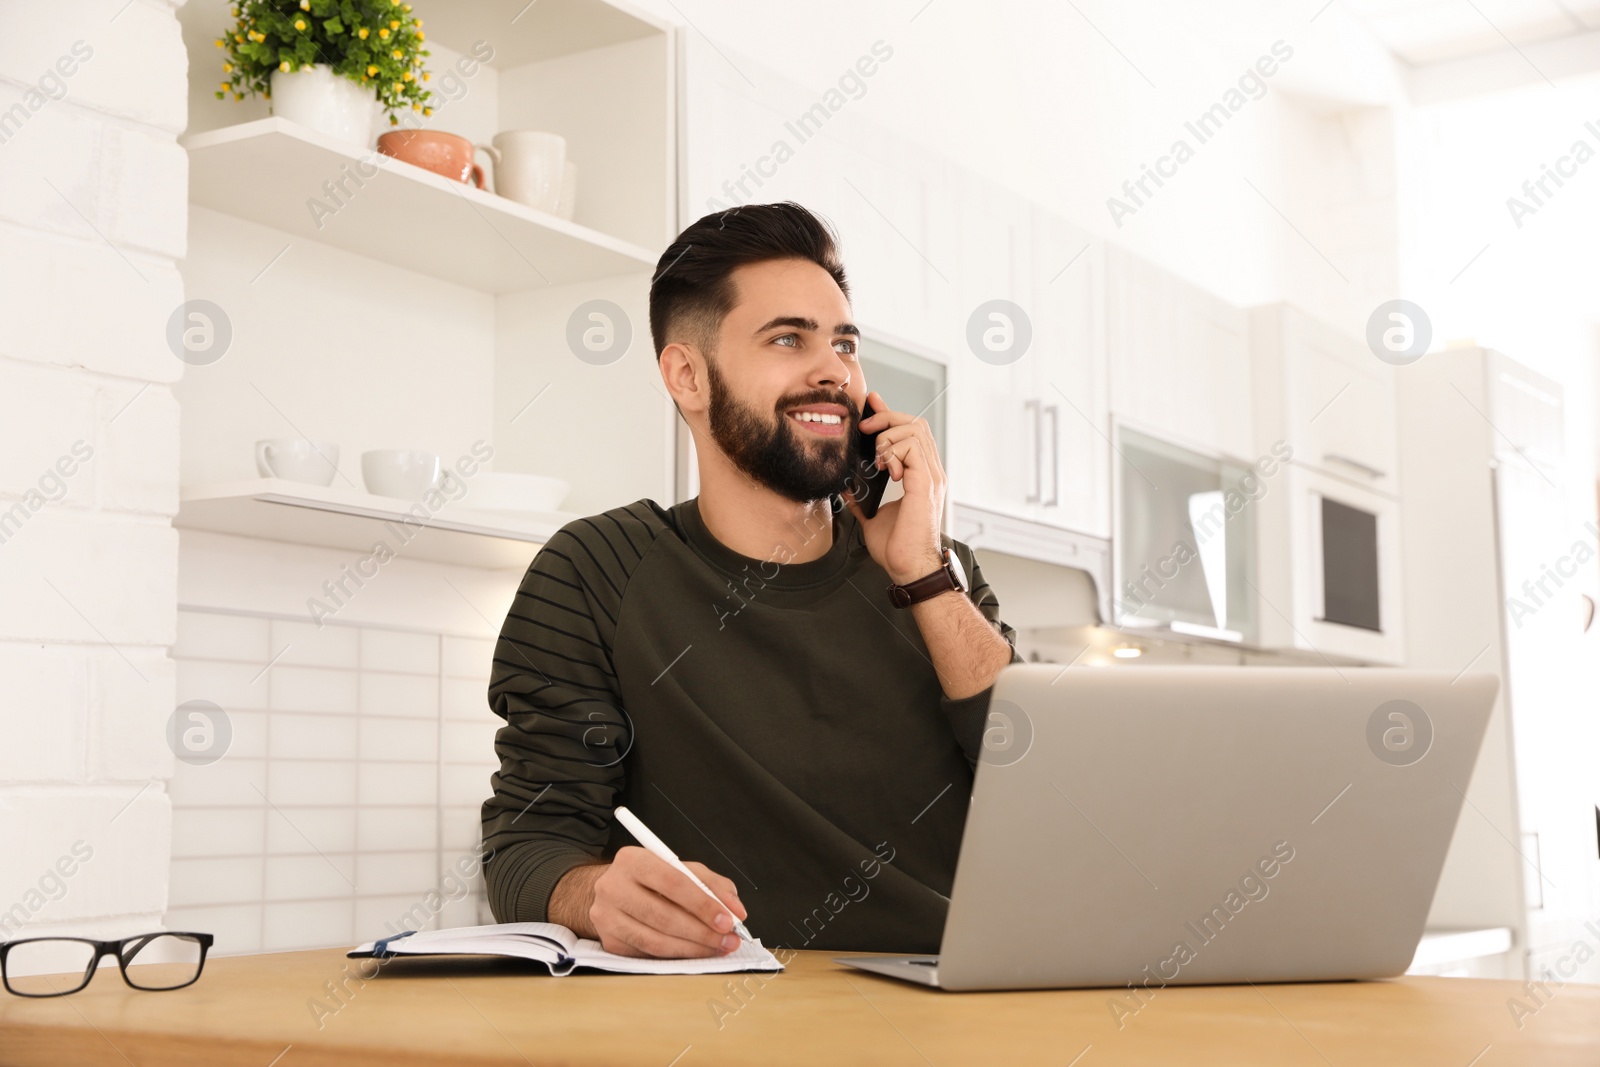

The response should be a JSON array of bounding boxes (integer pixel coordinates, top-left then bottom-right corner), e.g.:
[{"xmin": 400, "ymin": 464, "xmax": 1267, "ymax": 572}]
[{"xmin": 480, "ymin": 496, "xmax": 1019, "ymax": 954}]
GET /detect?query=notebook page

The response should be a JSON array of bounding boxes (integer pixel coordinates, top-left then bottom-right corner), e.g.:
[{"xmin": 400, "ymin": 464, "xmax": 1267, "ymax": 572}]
[{"xmin": 569, "ymin": 936, "xmax": 785, "ymax": 975}]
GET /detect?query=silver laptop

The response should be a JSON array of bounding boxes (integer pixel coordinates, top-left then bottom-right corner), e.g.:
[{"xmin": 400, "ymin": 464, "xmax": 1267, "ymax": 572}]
[{"xmin": 836, "ymin": 665, "xmax": 1498, "ymax": 992}]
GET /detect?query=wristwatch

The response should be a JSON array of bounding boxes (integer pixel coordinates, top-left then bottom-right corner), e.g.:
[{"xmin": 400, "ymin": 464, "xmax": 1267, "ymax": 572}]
[{"xmin": 886, "ymin": 547, "xmax": 969, "ymax": 608}]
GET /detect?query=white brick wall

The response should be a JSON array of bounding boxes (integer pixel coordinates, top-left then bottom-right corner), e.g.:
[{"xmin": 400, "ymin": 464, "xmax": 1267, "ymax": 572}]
[{"xmin": 0, "ymin": 0, "xmax": 185, "ymax": 942}]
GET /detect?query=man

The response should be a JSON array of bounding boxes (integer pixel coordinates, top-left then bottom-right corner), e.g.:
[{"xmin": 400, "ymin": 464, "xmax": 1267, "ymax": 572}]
[{"xmin": 481, "ymin": 202, "xmax": 1019, "ymax": 958}]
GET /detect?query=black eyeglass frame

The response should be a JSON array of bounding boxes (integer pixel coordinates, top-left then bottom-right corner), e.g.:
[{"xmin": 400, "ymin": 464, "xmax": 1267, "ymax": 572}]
[{"xmin": 0, "ymin": 932, "xmax": 214, "ymax": 997}]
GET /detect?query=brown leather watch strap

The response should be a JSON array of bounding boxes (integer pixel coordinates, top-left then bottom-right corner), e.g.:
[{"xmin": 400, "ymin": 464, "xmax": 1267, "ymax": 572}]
[{"xmin": 886, "ymin": 560, "xmax": 959, "ymax": 608}]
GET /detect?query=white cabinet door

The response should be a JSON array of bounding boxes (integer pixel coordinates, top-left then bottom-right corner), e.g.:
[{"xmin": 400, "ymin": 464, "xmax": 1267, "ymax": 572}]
[
  {"xmin": 1107, "ymin": 247, "xmax": 1251, "ymax": 461},
  {"xmin": 944, "ymin": 184, "xmax": 1037, "ymax": 523},
  {"xmin": 1031, "ymin": 209, "xmax": 1108, "ymax": 537},
  {"xmin": 1282, "ymin": 307, "xmax": 1399, "ymax": 495}
]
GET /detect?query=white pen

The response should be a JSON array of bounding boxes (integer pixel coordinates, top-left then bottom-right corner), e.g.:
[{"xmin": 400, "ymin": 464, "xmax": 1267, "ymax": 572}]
[{"xmin": 613, "ymin": 805, "xmax": 754, "ymax": 943}]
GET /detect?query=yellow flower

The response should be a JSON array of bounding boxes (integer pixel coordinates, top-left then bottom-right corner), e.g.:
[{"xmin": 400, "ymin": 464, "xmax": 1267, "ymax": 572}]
[
  {"xmin": 279, "ymin": 59, "xmax": 291, "ymax": 72},
  {"xmin": 423, "ymin": 106, "xmax": 433, "ymax": 115},
  {"xmin": 392, "ymin": 48, "xmax": 402, "ymax": 59},
  {"xmin": 220, "ymin": 81, "xmax": 230, "ymax": 91},
  {"xmin": 412, "ymin": 103, "xmax": 421, "ymax": 112},
  {"xmin": 389, "ymin": 19, "xmax": 399, "ymax": 29},
  {"xmin": 366, "ymin": 64, "xmax": 378, "ymax": 76},
  {"xmin": 234, "ymin": 33, "xmax": 243, "ymax": 42},
  {"xmin": 294, "ymin": 18, "xmax": 306, "ymax": 30},
  {"xmin": 415, "ymin": 31, "xmax": 424, "ymax": 40},
  {"xmin": 214, "ymin": 38, "xmax": 224, "ymax": 48},
  {"xmin": 357, "ymin": 26, "xmax": 369, "ymax": 39},
  {"xmin": 378, "ymin": 27, "xmax": 389, "ymax": 38},
  {"xmin": 393, "ymin": 81, "xmax": 404, "ymax": 92},
  {"xmin": 416, "ymin": 19, "xmax": 424, "ymax": 27},
  {"xmin": 421, "ymin": 71, "xmax": 429, "ymax": 81},
  {"xmin": 404, "ymin": 3, "xmax": 412, "ymax": 9},
  {"xmin": 300, "ymin": 0, "xmax": 310, "ymax": 8},
  {"xmin": 234, "ymin": 93, "xmax": 243, "ymax": 101},
  {"xmin": 402, "ymin": 70, "xmax": 413, "ymax": 81},
  {"xmin": 223, "ymin": 62, "xmax": 233, "ymax": 72}
]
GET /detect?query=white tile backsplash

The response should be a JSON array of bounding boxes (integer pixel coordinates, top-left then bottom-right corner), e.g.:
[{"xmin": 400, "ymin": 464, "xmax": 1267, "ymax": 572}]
[
  {"xmin": 268, "ymin": 760, "xmax": 360, "ymax": 808},
  {"xmin": 268, "ymin": 666, "xmax": 360, "ymax": 715},
  {"xmin": 167, "ymin": 610, "xmax": 499, "ymax": 952},
  {"xmin": 356, "ymin": 852, "xmax": 439, "ymax": 896},
  {"xmin": 265, "ymin": 807, "xmax": 357, "ymax": 856},
  {"xmin": 265, "ymin": 854, "xmax": 358, "ymax": 901},
  {"xmin": 360, "ymin": 671, "xmax": 440, "ymax": 718},
  {"xmin": 172, "ymin": 808, "xmax": 266, "ymax": 859},
  {"xmin": 442, "ymin": 636, "xmax": 495, "ymax": 679},
  {"xmin": 442, "ymin": 719, "xmax": 497, "ymax": 763},
  {"xmin": 359, "ymin": 717, "xmax": 439, "ymax": 762},
  {"xmin": 175, "ymin": 611, "xmax": 270, "ymax": 663},
  {"xmin": 270, "ymin": 713, "xmax": 360, "ymax": 761},
  {"xmin": 361, "ymin": 629, "xmax": 441, "ymax": 675},
  {"xmin": 359, "ymin": 762, "xmax": 438, "ymax": 807},
  {"xmin": 270, "ymin": 619, "xmax": 360, "ymax": 668},
  {"xmin": 441, "ymin": 676, "xmax": 496, "ymax": 722},
  {"xmin": 168, "ymin": 857, "xmax": 264, "ymax": 908},
  {"xmin": 175, "ymin": 659, "xmax": 270, "ymax": 711},
  {"xmin": 262, "ymin": 900, "xmax": 355, "ymax": 952},
  {"xmin": 169, "ymin": 758, "xmax": 268, "ymax": 807},
  {"xmin": 165, "ymin": 903, "xmax": 264, "ymax": 955}
]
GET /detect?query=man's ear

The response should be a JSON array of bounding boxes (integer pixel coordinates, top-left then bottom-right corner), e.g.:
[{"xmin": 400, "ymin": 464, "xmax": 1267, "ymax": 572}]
[{"xmin": 659, "ymin": 341, "xmax": 709, "ymax": 416}]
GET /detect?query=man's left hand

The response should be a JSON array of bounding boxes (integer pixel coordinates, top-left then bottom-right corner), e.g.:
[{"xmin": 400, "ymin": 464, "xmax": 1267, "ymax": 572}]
[{"xmin": 843, "ymin": 390, "xmax": 947, "ymax": 586}]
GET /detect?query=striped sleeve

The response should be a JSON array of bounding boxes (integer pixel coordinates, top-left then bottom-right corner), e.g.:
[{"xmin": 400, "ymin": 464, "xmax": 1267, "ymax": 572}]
[
  {"xmin": 480, "ymin": 501, "xmax": 665, "ymax": 924},
  {"xmin": 939, "ymin": 538, "xmax": 1023, "ymax": 771}
]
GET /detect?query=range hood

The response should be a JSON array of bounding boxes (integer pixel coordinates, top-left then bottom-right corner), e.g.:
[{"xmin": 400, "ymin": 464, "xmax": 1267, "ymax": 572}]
[{"xmin": 950, "ymin": 504, "xmax": 1112, "ymax": 625}]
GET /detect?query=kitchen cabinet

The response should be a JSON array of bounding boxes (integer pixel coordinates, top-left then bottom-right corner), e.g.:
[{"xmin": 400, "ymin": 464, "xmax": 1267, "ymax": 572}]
[
  {"xmin": 1250, "ymin": 303, "xmax": 1400, "ymax": 497},
  {"xmin": 943, "ymin": 190, "xmax": 1109, "ymax": 538},
  {"xmin": 1107, "ymin": 247, "xmax": 1252, "ymax": 462},
  {"xmin": 1246, "ymin": 303, "xmax": 1405, "ymax": 664}
]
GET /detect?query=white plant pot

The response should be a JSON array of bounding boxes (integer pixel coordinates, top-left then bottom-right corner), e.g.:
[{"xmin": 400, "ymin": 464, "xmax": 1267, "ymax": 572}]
[{"xmin": 269, "ymin": 65, "xmax": 378, "ymax": 147}]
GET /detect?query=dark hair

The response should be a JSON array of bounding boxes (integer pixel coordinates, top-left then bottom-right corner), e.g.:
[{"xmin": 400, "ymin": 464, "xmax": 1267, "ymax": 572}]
[{"xmin": 648, "ymin": 202, "xmax": 850, "ymax": 362}]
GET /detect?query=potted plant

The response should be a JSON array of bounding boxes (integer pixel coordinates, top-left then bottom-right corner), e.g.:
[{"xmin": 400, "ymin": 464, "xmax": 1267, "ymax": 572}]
[{"xmin": 215, "ymin": 0, "xmax": 434, "ymax": 146}]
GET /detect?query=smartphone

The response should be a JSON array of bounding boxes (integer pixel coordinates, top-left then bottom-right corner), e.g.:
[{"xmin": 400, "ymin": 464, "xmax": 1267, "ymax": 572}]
[{"xmin": 840, "ymin": 396, "xmax": 891, "ymax": 519}]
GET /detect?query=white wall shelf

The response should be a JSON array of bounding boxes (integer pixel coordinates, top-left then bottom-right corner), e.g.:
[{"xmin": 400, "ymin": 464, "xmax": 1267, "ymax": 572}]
[
  {"xmin": 183, "ymin": 118, "xmax": 658, "ymax": 294},
  {"xmin": 177, "ymin": 479, "xmax": 572, "ymax": 569}
]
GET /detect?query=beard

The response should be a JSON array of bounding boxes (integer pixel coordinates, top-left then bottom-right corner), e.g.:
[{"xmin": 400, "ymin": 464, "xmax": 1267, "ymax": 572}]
[{"xmin": 705, "ymin": 356, "xmax": 865, "ymax": 505}]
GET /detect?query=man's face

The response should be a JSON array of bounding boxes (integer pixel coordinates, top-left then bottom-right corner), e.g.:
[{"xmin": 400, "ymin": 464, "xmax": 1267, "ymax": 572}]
[{"xmin": 703, "ymin": 259, "xmax": 869, "ymax": 504}]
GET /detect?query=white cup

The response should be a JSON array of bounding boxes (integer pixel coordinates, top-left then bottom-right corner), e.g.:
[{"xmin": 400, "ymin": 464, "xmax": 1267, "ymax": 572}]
[
  {"xmin": 555, "ymin": 160, "xmax": 577, "ymax": 221},
  {"xmin": 362, "ymin": 450, "xmax": 442, "ymax": 500},
  {"xmin": 480, "ymin": 130, "xmax": 566, "ymax": 213},
  {"xmin": 256, "ymin": 439, "xmax": 340, "ymax": 486}
]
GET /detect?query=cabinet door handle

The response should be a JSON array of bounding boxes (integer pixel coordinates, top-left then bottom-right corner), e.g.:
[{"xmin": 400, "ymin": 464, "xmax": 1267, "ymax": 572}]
[
  {"xmin": 1323, "ymin": 453, "xmax": 1387, "ymax": 480},
  {"xmin": 1024, "ymin": 399, "xmax": 1041, "ymax": 503},
  {"xmin": 1043, "ymin": 404, "xmax": 1060, "ymax": 507}
]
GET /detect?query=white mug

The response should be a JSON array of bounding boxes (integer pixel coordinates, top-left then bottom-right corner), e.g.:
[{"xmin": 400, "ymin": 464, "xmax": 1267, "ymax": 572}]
[
  {"xmin": 555, "ymin": 160, "xmax": 577, "ymax": 221},
  {"xmin": 362, "ymin": 450, "xmax": 442, "ymax": 500},
  {"xmin": 256, "ymin": 439, "xmax": 340, "ymax": 486},
  {"xmin": 480, "ymin": 130, "xmax": 566, "ymax": 213}
]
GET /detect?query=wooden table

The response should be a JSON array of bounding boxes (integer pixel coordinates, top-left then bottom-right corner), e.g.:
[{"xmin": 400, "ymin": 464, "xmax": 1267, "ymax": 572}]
[{"xmin": 1, "ymin": 948, "xmax": 1596, "ymax": 1066}]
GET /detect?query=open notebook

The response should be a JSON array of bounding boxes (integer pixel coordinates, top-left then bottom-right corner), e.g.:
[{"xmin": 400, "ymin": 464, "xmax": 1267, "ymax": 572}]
[{"xmin": 349, "ymin": 922, "xmax": 785, "ymax": 976}]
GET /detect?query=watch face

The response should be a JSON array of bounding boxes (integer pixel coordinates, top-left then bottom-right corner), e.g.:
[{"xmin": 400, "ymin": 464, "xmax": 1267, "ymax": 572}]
[{"xmin": 945, "ymin": 547, "xmax": 969, "ymax": 593}]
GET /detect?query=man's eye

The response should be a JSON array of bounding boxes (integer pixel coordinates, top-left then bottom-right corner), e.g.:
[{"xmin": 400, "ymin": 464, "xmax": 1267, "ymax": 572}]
[
  {"xmin": 834, "ymin": 340, "xmax": 858, "ymax": 357},
  {"xmin": 772, "ymin": 334, "xmax": 798, "ymax": 347}
]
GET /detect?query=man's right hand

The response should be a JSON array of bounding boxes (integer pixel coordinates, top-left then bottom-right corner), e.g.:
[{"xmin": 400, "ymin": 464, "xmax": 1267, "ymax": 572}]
[{"xmin": 548, "ymin": 845, "xmax": 749, "ymax": 958}]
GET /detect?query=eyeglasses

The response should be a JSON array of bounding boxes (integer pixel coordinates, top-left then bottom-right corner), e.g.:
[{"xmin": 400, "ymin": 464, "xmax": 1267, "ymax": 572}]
[{"xmin": 0, "ymin": 933, "xmax": 213, "ymax": 997}]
